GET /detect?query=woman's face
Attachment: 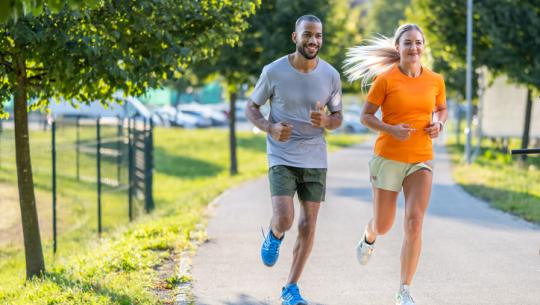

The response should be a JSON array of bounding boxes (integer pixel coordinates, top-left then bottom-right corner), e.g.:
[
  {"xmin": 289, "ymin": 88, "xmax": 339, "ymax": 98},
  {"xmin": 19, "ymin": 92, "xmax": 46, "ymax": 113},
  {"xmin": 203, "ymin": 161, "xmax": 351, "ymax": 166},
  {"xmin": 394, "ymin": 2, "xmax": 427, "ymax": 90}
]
[{"xmin": 396, "ymin": 30, "xmax": 424, "ymax": 65}]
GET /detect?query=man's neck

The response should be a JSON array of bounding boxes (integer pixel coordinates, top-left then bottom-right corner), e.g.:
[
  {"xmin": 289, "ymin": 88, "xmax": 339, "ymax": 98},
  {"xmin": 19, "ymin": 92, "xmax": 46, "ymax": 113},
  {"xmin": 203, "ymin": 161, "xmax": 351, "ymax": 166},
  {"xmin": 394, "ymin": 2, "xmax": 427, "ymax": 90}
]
[{"xmin": 289, "ymin": 53, "xmax": 318, "ymax": 73}]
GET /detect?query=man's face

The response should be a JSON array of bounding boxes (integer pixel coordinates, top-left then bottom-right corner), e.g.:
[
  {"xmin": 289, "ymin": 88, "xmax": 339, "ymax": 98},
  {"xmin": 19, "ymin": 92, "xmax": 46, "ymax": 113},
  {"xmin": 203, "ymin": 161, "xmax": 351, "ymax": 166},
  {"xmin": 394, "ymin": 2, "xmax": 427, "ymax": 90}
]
[{"xmin": 293, "ymin": 21, "xmax": 323, "ymax": 60}]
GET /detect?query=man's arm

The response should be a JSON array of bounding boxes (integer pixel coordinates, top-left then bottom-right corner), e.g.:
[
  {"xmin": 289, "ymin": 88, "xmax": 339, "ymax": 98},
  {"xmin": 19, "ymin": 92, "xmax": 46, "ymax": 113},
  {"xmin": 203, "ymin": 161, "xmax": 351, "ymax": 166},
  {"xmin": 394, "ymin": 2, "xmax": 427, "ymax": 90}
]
[
  {"xmin": 245, "ymin": 99, "xmax": 271, "ymax": 133},
  {"xmin": 245, "ymin": 99, "xmax": 292, "ymax": 142},
  {"xmin": 310, "ymin": 101, "xmax": 343, "ymax": 130}
]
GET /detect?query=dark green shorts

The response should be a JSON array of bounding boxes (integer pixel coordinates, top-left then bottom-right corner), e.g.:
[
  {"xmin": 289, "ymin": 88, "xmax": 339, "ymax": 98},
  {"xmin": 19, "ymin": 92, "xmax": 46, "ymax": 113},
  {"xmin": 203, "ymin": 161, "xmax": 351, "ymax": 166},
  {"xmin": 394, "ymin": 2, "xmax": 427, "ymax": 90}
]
[{"xmin": 268, "ymin": 165, "xmax": 327, "ymax": 202}]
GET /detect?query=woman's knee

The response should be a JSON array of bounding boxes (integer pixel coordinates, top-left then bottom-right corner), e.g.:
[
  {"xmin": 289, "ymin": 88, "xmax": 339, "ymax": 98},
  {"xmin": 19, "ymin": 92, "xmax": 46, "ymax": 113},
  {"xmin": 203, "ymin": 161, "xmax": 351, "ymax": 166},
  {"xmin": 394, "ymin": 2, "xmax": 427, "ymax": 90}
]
[
  {"xmin": 372, "ymin": 220, "xmax": 393, "ymax": 235},
  {"xmin": 404, "ymin": 217, "xmax": 423, "ymax": 238}
]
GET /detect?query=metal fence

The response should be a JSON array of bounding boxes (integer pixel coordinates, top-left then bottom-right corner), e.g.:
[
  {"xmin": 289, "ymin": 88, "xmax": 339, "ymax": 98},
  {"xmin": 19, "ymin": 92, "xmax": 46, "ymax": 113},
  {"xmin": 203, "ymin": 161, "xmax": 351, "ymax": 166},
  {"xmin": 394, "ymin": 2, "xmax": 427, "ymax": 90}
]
[{"xmin": 0, "ymin": 115, "xmax": 154, "ymax": 253}]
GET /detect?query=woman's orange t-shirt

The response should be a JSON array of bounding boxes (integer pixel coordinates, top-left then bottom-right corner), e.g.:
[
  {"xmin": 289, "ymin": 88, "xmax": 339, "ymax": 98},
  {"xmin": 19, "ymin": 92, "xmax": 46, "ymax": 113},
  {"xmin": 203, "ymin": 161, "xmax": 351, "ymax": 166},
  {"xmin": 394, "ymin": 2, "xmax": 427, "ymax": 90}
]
[{"xmin": 366, "ymin": 65, "xmax": 446, "ymax": 163}]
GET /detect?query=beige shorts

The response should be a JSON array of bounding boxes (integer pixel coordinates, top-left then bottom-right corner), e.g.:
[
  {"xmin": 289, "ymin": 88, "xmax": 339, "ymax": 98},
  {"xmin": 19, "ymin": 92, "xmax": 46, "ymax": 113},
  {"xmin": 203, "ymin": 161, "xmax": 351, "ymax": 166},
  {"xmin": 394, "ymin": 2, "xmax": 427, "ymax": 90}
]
[{"xmin": 368, "ymin": 155, "xmax": 433, "ymax": 192}]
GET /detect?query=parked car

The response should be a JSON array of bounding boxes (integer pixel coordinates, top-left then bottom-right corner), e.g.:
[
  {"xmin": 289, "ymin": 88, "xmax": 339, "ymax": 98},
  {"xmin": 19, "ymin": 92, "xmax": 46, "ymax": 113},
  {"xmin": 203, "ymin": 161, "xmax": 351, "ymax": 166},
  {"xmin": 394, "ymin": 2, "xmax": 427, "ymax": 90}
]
[
  {"xmin": 153, "ymin": 106, "xmax": 206, "ymax": 128},
  {"xmin": 48, "ymin": 94, "xmax": 165, "ymax": 125},
  {"xmin": 337, "ymin": 107, "xmax": 368, "ymax": 134},
  {"xmin": 177, "ymin": 103, "xmax": 227, "ymax": 126}
]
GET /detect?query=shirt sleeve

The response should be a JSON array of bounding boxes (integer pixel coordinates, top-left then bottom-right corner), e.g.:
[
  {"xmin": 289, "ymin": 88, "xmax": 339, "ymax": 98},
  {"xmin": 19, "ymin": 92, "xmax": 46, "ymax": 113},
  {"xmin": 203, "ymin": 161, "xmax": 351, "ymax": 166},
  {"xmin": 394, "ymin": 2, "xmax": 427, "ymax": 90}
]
[
  {"xmin": 436, "ymin": 75, "xmax": 447, "ymax": 107},
  {"xmin": 366, "ymin": 75, "xmax": 387, "ymax": 106},
  {"xmin": 327, "ymin": 72, "xmax": 343, "ymax": 112},
  {"xmin": 250, "ymin": 66, "xmax": 272, "ymax": 106}
]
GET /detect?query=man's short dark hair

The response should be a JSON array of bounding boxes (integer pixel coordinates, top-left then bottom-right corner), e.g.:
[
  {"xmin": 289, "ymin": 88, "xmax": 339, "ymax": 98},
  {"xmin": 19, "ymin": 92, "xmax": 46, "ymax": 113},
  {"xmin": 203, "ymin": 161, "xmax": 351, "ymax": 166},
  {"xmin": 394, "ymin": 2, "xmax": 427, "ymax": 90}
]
[{"xmin": 295, "ymin": 15, "xmax": 321, "ymax": 31}]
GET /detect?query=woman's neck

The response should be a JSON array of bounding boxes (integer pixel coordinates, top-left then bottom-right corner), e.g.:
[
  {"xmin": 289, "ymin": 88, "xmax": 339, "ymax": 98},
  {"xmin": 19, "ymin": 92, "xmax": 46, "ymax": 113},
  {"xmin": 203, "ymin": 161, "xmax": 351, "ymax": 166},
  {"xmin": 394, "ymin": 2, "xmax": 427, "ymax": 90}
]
[{"xmin": 398, "ymin": 62, "xmax": 422, "ymax": 78}]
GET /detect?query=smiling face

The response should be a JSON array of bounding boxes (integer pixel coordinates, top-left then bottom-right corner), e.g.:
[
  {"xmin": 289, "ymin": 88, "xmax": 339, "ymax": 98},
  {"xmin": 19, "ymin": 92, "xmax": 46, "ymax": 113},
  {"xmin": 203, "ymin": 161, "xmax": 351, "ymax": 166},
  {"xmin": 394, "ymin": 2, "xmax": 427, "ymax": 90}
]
[
  {"xmin": 396, "ymin": 29, "xmax": 424, "ymax": 65},
  {"xmin": 292, "ymin": 21, "xmax": 323, "ymax": 60}
]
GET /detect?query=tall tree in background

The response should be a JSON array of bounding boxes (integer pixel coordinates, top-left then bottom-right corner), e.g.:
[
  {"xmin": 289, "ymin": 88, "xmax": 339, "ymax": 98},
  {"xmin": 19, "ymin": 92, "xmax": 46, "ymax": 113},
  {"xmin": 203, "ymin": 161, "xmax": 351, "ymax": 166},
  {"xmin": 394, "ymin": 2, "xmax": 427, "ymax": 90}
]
[
  {"xmin": 363, "ymin": 0, "xmax": 411, "ymax": 37},
  {"xmin": 0, "ymin": 0, "xmax": 98, "ymax": 21},
  {"xmin": 0, "ymin": 0, "xmax": 257, "ymax": 278},
  {"xmin": 477, "ymin": 1, "xmax": 540, "ymax": 158},
  {"xmin": 407, "ymin": 0, "xmax": 490, "ymax": 99},
  {"xmin": 193, "ymin": 0, "xmax": 362, "ymax": 174},
  {"xmin": 409, "ymin": 0, "xmax": 539, "ymax": 154}
]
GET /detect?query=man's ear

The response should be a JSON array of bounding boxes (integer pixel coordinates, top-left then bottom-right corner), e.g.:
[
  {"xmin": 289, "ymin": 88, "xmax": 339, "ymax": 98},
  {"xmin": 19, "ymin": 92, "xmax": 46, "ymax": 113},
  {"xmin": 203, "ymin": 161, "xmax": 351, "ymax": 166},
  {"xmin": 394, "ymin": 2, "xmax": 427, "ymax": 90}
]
[{"xmin": 292, "ymin": 32, "xmax": 297, "ymax": 44}]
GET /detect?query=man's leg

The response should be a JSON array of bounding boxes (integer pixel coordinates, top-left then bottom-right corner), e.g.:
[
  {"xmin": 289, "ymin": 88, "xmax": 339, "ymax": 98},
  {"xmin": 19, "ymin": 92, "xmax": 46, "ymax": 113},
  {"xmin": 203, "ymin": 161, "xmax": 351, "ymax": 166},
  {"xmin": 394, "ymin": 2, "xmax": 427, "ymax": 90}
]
[
  {"xmin": 271, "ymin": 196, "xmax": 295, "ymax": 238},
  {"xmin": 286, "ymin": 200, "xmax": 320, "ymax": 285}
]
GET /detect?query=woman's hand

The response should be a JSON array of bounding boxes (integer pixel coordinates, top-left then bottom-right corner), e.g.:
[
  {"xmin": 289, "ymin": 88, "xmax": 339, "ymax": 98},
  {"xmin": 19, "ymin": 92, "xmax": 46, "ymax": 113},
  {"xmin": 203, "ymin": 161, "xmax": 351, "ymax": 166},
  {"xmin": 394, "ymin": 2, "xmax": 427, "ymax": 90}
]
[
  {"xmin": 390, "ymin": 124, "xmax": 416, "ymax": 141},
  {"xmin": 424, "ymin": 121, "xmax": 442, "ymax": 139}
]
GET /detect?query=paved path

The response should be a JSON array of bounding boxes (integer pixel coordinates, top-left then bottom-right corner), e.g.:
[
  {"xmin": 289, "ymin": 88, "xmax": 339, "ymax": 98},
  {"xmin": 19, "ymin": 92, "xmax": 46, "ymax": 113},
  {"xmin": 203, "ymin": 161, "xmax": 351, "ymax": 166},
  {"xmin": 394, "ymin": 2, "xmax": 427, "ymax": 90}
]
[{"xmin": 190, "ymin": 138, "xmax": 540, "ymax": 305}]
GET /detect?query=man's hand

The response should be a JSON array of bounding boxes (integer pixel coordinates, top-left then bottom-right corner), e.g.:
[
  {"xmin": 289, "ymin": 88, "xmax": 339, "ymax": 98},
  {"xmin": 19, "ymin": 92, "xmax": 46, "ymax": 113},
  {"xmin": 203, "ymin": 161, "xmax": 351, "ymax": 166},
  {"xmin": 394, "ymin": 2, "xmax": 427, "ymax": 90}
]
[
  {"xmin": 269, "ymin": 122, "xmax": 293, "ymax": 142},
  {"xmin": 424, "ymin": 121, "xmax": 442, "ymax": 139},
  {"xmin": 390, "ymin": 123, "xmax": 416, "ymax": 141},
  {"xmin": 310, "ymin": 101, "xmax": 328, "ymax": 128}
]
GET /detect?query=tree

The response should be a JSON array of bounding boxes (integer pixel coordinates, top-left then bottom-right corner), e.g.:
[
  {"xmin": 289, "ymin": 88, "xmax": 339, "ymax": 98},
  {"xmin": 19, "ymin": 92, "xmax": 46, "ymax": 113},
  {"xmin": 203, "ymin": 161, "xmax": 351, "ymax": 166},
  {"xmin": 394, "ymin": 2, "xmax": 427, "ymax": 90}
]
[
  {"xmin": 407, "ymin": 0, "xmax": 490, "ymax": 99},
  {"xmin": 364, "ymin": 0, "xmax": 411, "ymax": 38},
  {"xmin": 192, "ymin": 0, "xmax": 362, "ymax": 174},
  {"xmin": 408, "ymin": 0, "xmax": 540, "ymax": 156},
  {"xmin": 0, "ymin": 0, "xmax": 258, "ymax": 279},
  {"xmin": 0, "ymin": 0, "xmax": 98, "ymax": 21},
  {"xmin": 476, "ymin": 1, "xmax": 540, "ymax": 159}
]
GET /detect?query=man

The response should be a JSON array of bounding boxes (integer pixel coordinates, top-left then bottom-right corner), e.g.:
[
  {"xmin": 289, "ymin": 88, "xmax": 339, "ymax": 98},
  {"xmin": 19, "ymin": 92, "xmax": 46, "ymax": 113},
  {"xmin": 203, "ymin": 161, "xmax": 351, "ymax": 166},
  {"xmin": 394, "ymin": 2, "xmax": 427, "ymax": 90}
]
[{"xmin": 245, "ymin": 15, "xmax": 343, "ymax": 305}]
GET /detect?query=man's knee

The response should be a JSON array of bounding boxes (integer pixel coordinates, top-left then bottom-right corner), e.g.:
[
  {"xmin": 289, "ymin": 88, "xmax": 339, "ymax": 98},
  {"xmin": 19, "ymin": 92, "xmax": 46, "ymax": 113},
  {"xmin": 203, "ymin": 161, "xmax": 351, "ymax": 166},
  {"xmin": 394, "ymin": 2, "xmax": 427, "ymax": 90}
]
[{"xmin": 274, "ymin": 214, "xmax": 294, "ymax": 232}]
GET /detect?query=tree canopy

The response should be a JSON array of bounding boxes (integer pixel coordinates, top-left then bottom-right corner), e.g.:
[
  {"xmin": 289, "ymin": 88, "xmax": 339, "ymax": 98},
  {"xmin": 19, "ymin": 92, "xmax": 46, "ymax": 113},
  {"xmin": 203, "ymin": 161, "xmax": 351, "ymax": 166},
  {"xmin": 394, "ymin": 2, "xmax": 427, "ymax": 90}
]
[
  {"xmin": 0, "ymin": 0, "xmax": 259, "ymax": 279},
  {"xmin": 0, "ymin": 0, "xmax": 258, "ymax": 114},
  {"xmin": 408, "ymin": 0, "xmax": 540, "ymax": 97}
]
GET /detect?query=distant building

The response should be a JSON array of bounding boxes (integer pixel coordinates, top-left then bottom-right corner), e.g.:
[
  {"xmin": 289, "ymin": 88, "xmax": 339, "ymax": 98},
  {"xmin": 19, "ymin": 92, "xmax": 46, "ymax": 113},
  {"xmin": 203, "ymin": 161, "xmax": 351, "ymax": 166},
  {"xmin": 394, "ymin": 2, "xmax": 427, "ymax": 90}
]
[{"xmin": 481, "ymin": 75, "xmax": 540, "ymax": 138}]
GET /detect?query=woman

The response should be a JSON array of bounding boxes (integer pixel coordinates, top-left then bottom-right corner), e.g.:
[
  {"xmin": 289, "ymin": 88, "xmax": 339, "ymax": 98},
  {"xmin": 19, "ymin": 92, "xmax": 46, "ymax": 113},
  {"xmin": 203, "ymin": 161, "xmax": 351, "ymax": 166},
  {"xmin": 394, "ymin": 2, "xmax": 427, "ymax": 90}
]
[{"xmin": 344, "ymin": 24, "xmax": 447, "ymax": 305}]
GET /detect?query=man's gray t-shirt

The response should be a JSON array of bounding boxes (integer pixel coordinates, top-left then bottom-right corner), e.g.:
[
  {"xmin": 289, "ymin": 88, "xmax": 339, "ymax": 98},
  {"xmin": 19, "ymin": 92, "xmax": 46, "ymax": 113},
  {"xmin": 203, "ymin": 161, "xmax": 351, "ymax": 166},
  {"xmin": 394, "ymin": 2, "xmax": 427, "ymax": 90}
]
[{"xmin": 250, "ymin": 55, "xmax": 342, "ymax": 169}]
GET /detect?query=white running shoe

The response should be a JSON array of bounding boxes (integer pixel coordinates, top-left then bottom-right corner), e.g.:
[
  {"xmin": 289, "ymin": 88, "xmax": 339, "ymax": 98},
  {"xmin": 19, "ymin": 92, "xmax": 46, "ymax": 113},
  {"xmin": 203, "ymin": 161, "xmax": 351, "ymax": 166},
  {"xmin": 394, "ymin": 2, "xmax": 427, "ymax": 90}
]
[
  {"xmin": 355, "ymin": 232, "xmax": 375, "ymax": 265},
  {"xmin": 396, "ymin": 286, "xmax": 416, "ymax": 305}
]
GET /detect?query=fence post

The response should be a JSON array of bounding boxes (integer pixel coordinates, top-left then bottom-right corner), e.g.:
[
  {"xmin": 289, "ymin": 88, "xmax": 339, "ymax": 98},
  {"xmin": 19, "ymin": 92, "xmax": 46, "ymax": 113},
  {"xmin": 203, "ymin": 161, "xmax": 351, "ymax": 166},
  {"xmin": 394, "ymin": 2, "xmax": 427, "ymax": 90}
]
[
  {"xmin": 0, "ymin": 119, "xmax": 3, "ymax": 169},
  {"xmin": 96, "ymin": 117, "xmax": 102, "ymax": 237},
  {"xmin": 145, "ymin": 118, "xmax": 154, "ymax": 212},
  {"xmin": 52, "ymin": 120, "xmax": 57, "ymax": 254},
  {"xmin": 128, "ymin": 117, "xmax": 133, "ymax": 221},
  {"xmin": 116, "ymin": 116, "xmax": 122, "ymax": 185},
  {"xmin": 76, "ymin": 116, "xmax": 80, "ymax": 181}
]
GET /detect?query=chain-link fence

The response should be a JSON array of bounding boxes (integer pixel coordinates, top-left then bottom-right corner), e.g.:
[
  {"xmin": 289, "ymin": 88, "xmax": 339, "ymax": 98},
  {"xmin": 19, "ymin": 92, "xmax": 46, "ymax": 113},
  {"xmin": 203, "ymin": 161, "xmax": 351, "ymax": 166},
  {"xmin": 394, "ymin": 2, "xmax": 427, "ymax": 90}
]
[{"xmin": 0, "ymin": 115, "xmax": 153, "ymax": 253}]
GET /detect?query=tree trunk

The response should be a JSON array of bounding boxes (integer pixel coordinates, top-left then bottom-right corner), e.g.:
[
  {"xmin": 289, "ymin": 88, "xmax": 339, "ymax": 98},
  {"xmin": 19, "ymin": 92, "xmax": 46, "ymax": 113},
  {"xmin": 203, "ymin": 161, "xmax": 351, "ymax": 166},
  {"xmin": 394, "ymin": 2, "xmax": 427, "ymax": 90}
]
[
  {"xmin": 229, "ymin": 91, "xmax": 238, "ymax": 175},
  {"xmin": 13, "ymin": 55, "xmax": 45, "ymax": 279},
  {"xmin": 520, "ymin": 88, "xmax": 533, "ymax": 163}
]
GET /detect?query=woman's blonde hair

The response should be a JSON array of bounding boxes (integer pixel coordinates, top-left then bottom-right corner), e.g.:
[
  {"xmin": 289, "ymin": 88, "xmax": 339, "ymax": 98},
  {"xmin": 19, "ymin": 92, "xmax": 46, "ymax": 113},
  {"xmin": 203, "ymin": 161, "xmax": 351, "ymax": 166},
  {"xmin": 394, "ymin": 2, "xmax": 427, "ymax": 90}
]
[{"xmin": 343, "ymin": 23, "xmax": 425, "ymax": 87}]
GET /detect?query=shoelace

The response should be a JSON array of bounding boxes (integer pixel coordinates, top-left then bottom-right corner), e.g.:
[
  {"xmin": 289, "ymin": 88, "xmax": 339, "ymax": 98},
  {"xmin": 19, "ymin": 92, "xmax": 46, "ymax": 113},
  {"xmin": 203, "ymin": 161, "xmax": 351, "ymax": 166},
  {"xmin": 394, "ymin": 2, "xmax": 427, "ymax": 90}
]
[
  {"xmin": 400, "ymin": 289, "xmax": 415, "ymax": 304},
  {"xmin": 261, "ymin": 227, "xmax": 279, "ymax": 252},
  {"xmin": 284, "ymin": 285, "xmax": 303, "ymax": 302}
]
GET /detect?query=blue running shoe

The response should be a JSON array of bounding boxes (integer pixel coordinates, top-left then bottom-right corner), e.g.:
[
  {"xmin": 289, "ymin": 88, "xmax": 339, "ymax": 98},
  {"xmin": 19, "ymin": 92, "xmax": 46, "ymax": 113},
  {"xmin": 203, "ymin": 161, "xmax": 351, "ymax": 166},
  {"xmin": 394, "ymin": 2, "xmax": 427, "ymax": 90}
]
[
  {"xmin": 261, "ymin": 227, "xmax": 283, "ymax": 267},
  {"xmin": 281, "ymin": 283, "xmax": 308, "ymax": 305}
]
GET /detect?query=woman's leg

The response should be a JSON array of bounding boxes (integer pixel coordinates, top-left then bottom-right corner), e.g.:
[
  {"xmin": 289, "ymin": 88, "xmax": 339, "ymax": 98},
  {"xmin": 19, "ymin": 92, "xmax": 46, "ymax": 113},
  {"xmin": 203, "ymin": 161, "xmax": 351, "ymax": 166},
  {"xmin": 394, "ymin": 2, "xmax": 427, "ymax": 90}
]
[
  {"xmin": 365, "ymin": 186, "xmax": 399, "ymax": 242},
  {"xmin": 400, "ymin": 169, "xmax": 433, "ymax": 284}
]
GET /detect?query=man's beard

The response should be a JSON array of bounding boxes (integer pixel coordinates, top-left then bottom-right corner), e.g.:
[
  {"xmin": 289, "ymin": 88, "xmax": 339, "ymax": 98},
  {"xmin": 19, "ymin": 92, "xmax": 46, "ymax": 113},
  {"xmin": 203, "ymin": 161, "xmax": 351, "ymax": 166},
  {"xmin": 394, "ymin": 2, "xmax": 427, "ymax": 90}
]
[{"xmin": 297, "ymin": 44, "xmax": 320, "ymax": 60}]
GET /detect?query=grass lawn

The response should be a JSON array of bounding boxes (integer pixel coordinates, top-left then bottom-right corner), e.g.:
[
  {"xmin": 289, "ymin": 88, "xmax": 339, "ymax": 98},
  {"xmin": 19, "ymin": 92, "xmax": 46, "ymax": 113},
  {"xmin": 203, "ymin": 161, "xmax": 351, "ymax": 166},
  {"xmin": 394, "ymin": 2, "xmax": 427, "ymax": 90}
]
[
  {"xmin": 446, "ymin": 134, "xmax": 540, "ymax": 224},
  {"xmin": 0, "ymin": 127, "xmax": 365, "ymax": 304}
]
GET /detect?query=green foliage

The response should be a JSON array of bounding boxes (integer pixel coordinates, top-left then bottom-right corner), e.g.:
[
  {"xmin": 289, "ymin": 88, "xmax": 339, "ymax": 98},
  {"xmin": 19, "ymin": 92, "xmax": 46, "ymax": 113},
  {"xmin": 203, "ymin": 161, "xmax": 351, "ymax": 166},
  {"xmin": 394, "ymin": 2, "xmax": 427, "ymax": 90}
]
[
  {"xmin": 0, "ymin": 0, "xmax": 258, "ymax": 114},
  {"xmin": 476, "ymin": 0, "xmax": 540, "ymax": 90},
  {"xmin": 408, "ymin": 0, "xmax": 540, "ymax": 98},
  {"xmin": 446, "ymin": 134, "xmax": 540, "ymax": 224},
  {"xmin": 0, "ymin": 0, "xmax": 99, "ymax": 22},
  {"xmin": 363, "ymin": 0, "xmax": 411, "ymax": 38},
  {"xmin": 191, "ymin": 0, "xmax": 363, "ymax": 92}
]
